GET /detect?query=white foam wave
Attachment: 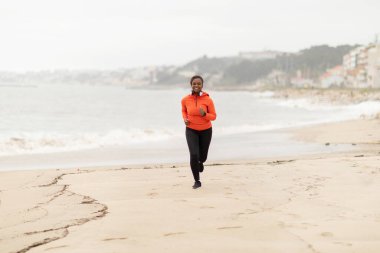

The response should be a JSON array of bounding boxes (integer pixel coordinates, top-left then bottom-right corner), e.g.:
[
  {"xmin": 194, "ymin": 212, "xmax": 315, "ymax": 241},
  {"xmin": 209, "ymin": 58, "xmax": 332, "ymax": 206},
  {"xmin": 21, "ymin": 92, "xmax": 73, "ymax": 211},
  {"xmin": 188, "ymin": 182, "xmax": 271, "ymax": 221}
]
[
  {"xmin": 217, "ymin": 100, "xmax": 380, "ymax": 135},
  {"xmin": 0, "ymin": 128, "xmax": 182, "ymax": 156},
  {"xmin": 271, "ymin": 96, "xmax": 380, "ymax": 114},
  {"xmin": 271, "ymin": 97, "xmax": 346, "ymax": 110},
  {"xmin": 216, "ymin": 123, "xmax": 293, "ymax": 135},
  {"xmin": 340, "ymin": 101, "xmax": 380, "ymax": 118}
]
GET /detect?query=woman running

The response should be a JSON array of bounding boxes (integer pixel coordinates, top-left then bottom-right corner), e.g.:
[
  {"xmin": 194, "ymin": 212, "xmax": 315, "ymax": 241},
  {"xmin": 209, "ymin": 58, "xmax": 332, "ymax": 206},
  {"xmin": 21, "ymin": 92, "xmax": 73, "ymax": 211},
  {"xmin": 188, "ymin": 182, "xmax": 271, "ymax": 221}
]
[{"xmin": 181, "ymin": 75, "xmax": 217, "ymax": 189}]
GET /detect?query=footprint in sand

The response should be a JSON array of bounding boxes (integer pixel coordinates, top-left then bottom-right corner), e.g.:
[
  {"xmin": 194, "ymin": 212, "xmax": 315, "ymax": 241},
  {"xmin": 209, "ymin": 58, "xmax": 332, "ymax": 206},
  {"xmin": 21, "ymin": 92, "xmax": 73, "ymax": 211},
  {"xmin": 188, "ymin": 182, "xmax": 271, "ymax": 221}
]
[
  {"xmin": 163, "ymin": 232, "xmax": 186, "ymax": 236},
  {"xmin": 245, "ymin": 208, "xmax": 258, "ymax": 214},
  {"xmin": 147, "ymin": 192, "xmax": 158, "ymax": 197},
  {"xmin": 200, "ymin": 206, "xmax": 215, "ymax": 209},
  {"xmin": 333, "ymin": 241, "xmax": 352, "ymax": 247},
  {"xmin": 217, "ymin": 226, "xmax": 242, "ymax": 230},
  {"xmin": 103, "ymin": 237, "xmax": 128, "ymax": 241},
  {"xmin": 305, "ymin": 185, "xmax": 316, "ymax": 191},
  {"xmin": 321, "ymin": 232, "xmax": 334, "ymax": 237},
  {"xmin": 232, "ymin": 212, "xmax": 246, "ymax": 217},
  {"xmin": 284, "ymin": 212, "xmax": 300, "ymax": 218},
  {"xmin": 174, "ymin": 199, "xmax": 187, "ymax": 202}
]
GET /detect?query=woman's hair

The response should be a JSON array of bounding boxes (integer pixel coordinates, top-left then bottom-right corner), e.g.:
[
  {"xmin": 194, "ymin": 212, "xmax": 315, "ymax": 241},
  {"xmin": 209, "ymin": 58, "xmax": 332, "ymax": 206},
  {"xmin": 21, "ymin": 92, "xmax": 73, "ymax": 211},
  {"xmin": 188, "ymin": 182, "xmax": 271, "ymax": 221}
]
[{"xmin": 190, "ymin": 75, "xmax": 204, "ymax": 85}]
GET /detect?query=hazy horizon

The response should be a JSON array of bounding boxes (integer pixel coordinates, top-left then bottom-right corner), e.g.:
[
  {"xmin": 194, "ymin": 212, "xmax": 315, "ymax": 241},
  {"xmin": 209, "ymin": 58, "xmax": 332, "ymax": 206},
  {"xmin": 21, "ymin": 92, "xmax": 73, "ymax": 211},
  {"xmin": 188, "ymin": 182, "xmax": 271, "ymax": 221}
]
[{"xmin": 1, "ymin": 0, "xmax": 379, "ymax": 72}]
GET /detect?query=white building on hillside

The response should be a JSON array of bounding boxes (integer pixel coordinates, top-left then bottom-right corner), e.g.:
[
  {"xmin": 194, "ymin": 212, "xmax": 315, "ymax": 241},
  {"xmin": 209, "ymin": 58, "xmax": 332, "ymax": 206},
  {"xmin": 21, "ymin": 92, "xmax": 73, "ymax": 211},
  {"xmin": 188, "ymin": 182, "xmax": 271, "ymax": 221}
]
[
  {"xmin": 367, "ymin": 44, "xmax": 380, "ymax": 88},
  {"xmin": 343, "ymin": 44, "xmax": 377, "ymax": 87}
]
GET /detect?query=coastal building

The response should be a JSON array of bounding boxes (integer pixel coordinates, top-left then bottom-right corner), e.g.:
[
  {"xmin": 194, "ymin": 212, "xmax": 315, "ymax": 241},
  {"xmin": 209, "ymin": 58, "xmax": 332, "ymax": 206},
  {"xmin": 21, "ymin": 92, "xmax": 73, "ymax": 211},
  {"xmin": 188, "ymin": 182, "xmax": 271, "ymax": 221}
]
[
  {"xmin": 320, "ymin": 65, "xmax": 344, "ymax": 88},
  {"xmin": 367, "ymin": 44, "xmax": 380, "ymax": 88},
  {"xmin": 343, "ymin": 47, "xmax": 360, "ymax": 71},
  {"xmin": 342, "ymin": 43, "xmax": 378, "ymax": 88}
]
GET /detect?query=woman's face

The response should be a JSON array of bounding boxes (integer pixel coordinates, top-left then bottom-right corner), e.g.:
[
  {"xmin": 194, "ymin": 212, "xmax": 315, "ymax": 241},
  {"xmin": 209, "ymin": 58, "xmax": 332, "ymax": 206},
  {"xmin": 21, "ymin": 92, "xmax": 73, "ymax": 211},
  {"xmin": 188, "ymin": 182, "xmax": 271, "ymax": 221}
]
[{"xmin": 191, "ymin": 78, "xmax": 203, "ymax": 93}]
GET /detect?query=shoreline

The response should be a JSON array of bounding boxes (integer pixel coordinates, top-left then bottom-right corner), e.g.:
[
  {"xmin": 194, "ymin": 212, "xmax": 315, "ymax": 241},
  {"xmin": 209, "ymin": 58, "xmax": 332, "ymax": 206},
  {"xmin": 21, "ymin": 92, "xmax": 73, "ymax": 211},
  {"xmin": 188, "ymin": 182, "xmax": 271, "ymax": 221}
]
[
  {"xmin": 0, "ymin": 120, "xmax": 358, "ymax": 172},
  {"xmin": 1, "ymin": 118, "xmax": 380, "ymax": 252}
]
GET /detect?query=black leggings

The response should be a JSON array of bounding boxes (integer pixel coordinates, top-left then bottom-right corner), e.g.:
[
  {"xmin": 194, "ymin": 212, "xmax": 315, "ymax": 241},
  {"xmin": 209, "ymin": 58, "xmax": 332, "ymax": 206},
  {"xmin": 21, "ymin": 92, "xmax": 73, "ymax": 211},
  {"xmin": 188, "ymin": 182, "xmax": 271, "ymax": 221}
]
[{"xmin": 185, "ymin": 127, "xmax": 212, "ymax": 181}]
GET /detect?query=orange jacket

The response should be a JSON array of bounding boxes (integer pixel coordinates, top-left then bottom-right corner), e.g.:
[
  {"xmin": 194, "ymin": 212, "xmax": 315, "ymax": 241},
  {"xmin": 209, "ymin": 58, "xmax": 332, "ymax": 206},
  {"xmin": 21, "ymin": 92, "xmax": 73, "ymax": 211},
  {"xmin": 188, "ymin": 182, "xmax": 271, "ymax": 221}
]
[{"xmin": 181, "ymin": 91, "xmax": 217, "ymax": 131}]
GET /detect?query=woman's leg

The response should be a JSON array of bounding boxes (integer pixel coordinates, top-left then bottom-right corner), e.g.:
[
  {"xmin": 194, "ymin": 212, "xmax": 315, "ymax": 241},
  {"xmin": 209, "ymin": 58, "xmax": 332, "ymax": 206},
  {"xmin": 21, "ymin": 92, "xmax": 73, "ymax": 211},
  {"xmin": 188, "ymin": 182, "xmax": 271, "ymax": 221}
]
[
  {"xmin": 199, "ymin": 128, "xmax": 212, "ymax": 169},
  {"xmin": 185, "ymin": 128, "xmax": 200, "ymax": 182}
]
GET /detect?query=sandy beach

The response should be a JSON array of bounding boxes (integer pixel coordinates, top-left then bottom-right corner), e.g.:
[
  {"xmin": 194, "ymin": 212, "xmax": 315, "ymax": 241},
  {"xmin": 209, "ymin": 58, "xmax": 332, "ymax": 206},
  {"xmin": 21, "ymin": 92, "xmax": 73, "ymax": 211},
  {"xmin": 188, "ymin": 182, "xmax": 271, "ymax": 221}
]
[{"xmin": 1, "ymin": 118, "xmax": 380, "ymax": 253}]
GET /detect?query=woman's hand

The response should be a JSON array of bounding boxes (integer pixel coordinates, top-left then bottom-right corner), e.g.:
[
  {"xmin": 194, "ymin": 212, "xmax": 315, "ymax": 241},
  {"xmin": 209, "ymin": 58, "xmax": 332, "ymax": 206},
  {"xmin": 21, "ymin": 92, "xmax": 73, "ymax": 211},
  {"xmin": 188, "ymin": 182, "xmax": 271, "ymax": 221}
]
[
  {"xmin": 199, "ymin": 108, "xmax": 206, "ymax": 117},
  {"xmin": 184, "ymin": 119, "xmax": 189, "ymax": 126}
]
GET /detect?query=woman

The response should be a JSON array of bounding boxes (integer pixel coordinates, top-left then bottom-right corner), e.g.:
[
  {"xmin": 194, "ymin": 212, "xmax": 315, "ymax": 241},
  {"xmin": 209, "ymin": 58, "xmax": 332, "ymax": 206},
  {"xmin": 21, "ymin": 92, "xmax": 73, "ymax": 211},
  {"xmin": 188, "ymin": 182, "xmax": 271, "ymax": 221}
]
[{"xmin": 181, "ymin": 75, "xmax": 217, "ymax": 189}]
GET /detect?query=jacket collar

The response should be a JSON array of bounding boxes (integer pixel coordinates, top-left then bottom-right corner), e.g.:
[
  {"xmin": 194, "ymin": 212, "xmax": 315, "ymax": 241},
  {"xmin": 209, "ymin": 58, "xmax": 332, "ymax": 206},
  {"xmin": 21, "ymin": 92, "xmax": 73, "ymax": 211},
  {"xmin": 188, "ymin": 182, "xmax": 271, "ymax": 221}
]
[{"xmin": 191, "ymin": 91, "xmax": 208, "ymax": 96}]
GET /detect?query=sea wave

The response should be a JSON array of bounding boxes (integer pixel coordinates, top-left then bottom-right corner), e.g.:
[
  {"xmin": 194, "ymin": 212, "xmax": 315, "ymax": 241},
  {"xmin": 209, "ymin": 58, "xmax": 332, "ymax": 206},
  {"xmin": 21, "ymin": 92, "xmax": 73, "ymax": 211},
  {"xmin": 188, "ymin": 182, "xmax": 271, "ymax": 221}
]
[
  {"xmin": 217, "ymin": 100, "xmax": 380, "ymax": 135},
  {"xmin": 273, "ymin": 98, "xmax": 380, "ymax": 114},
  {"xmin": 0, "ymin": 128, "xmax": 182, "ymax": 156}
]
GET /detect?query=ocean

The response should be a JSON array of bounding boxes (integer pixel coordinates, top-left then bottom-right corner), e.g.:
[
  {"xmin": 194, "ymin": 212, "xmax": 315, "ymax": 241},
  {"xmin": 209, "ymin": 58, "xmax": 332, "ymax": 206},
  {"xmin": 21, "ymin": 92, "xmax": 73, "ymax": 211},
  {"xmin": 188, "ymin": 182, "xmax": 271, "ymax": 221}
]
[{"xmin": 1, "ymin": 84, "xmax": 379, "ymax": 171}]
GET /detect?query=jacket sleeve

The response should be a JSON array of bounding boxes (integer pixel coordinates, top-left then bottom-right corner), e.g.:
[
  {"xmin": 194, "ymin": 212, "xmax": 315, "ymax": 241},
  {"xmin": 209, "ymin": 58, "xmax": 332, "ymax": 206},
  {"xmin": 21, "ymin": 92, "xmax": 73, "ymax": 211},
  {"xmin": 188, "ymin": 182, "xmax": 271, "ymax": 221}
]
[
  {"xmin": 181, "ymin": 98, "xmax": 188, "ymax": 120},
  {"xmin": 204, "ymin": 98, "xmax": 216, "ymax": 121}
]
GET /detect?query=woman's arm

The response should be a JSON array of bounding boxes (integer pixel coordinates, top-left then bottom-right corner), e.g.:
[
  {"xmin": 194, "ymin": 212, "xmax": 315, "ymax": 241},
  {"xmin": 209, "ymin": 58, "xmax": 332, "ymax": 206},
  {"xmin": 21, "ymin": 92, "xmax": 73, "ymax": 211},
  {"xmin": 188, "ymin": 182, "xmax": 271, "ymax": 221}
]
[
  {"xmin": 181, "ymin": 98, "xmax": 188, "ymax": 120},
  {"xmin": 204, "ymin": 98, "xmax": 216, "ymax": 121}
]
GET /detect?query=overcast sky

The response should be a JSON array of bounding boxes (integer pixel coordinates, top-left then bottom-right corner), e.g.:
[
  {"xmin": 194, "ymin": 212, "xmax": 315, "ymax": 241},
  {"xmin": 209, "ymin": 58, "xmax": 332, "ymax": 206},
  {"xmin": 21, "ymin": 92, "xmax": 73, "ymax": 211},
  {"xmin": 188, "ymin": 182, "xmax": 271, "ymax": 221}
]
[{"xmin": 1, "ymin": 0, "xmax": 379, "ymax": 71}]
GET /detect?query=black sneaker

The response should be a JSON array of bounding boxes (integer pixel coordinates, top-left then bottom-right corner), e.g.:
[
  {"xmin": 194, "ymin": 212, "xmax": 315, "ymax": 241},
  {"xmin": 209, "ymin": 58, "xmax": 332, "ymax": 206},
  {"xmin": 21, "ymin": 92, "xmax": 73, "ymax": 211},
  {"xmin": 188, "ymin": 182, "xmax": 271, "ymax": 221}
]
[
  {"xmin": 199, "ymin": 162, "xmax": 204, "ymax": 173},
  {"xmin": 192, "ymin": 181, "xmax": 202, "ymax": 189}
]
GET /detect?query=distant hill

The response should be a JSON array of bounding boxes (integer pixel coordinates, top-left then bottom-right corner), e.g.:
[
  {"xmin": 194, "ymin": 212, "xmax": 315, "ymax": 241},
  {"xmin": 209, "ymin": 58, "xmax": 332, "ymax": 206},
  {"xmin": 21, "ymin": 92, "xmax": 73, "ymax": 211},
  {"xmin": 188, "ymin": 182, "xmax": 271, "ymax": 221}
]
[
  {"xmin": 155, "ymin": 55, "xmax": 243, "ymax": 85},
  {"xmin": 155, "ymin": 45, "xmax": 358, "ymax": 87}
]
